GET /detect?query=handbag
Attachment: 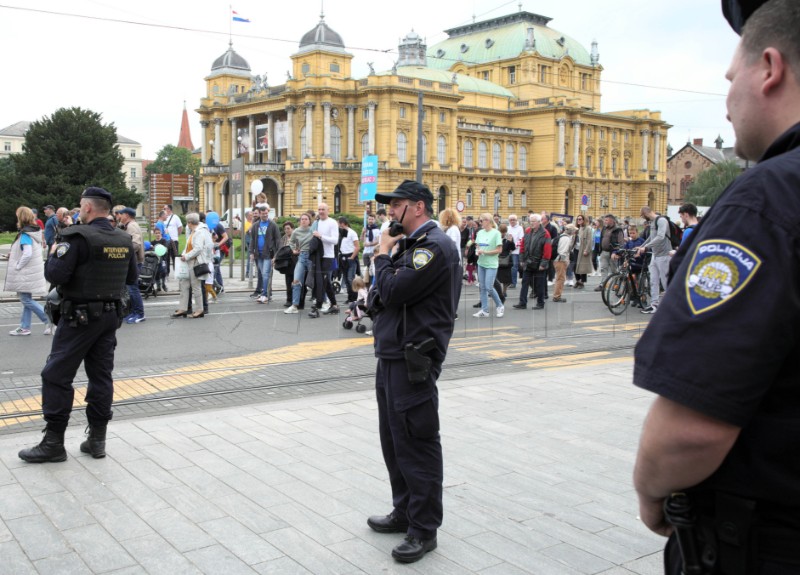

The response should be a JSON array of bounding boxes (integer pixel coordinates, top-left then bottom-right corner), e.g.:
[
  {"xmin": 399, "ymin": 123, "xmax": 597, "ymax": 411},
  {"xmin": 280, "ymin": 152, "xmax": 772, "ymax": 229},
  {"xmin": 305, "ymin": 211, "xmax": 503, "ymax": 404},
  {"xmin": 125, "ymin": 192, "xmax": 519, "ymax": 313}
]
[
  {"xmin": 193, "ymin": 263, "xmax": 208, "ymax": 278},
  {"xmin": 498, "ymin": 252, "xmax": 511, "ymax": 268}
]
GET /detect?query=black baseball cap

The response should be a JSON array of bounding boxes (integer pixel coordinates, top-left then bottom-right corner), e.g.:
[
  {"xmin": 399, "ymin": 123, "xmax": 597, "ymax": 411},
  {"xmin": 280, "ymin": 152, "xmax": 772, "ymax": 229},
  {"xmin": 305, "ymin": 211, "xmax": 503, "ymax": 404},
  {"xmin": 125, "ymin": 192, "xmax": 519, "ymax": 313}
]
[
  {"xmin": 722, "ymin": 0, "xmax": 768, "ymax": 34},
  {"xmin": 375, "ymin": 180, "xmax": 434, "ymax": 210},
  {"xmin": 81, "ymin": 186, "xmax": 113, "ymax": 204}
]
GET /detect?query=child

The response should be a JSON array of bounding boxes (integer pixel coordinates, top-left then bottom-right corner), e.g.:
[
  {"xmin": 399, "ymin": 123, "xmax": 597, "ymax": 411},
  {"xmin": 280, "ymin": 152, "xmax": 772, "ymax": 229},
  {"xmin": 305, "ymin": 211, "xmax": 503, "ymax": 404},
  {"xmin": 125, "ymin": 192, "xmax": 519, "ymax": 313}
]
[{"xmin": 152, "ymin": 228, "xmax": 169, "ymax": 291}]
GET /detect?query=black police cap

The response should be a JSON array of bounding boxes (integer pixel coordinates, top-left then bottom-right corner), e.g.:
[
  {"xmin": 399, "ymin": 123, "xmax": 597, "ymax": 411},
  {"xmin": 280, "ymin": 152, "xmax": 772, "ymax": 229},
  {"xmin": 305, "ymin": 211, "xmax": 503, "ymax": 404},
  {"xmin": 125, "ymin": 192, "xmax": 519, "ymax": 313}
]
[
  {"xmin": 375, "ymin": 180, "xmax": 434, "ymax": 210},
  {"xmin": 82, "ymin": 186, "xmax": 113, "ymax": 204}
]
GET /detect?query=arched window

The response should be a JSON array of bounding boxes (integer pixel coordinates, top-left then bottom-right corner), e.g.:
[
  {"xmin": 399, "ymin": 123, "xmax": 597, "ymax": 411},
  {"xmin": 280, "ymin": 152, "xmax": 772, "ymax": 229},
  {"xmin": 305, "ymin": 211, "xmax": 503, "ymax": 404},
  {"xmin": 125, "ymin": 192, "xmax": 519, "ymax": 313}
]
[
  {"xmin": 478, "ymin": 141, "xmax": 488, "ymax": 168},
  {"xmin": 480, "ymin": 189, "xmax": 487, "ymax": 207},
  {"xmin": 521, "ymin": 190, "xmax": 528, "ymax": 207},
  {"xmin": 421, "ymin": 134, "xmax": 428, "ymax": 164},
  {"xmin": 300, "ymin": 126, "xmax": 307, "ymax": 158},
  {"xmin": 397, "ymin": 131, "xmax": 408, "ymax": 163},
  {"xmin": 295, "ymin": 182, "xmax": 303, "ymax": 206},
  {"xmin": 330, "ymin": 125, "xmax": 342, "ymax": 161},
  {"xmin": 507, "ymin": 189, "xmax": 514, "ymax": 207},
  {"xmin": 437, "ymin": 135, "xmax": 447, "ymax": 165},
  {"xmin": 494, "ymin": 189, "xmax": 501, "ymax": 210},
  {"xmin": 361, "ymin": 133, "xmax": 369, "ymax": 159},
  {"xmin": 466, "ymin": 188, "xmax": 473, "ymax": 207},
  {"xmin": 519, "ymin": 146, "xmax": 528, "ymax": 171},
  {"xmin": 492, "ymin": 143, "xmax": 501, "ymax": 169},
  {"xmin": 505, "ymin": 144, "xmax": 514, "ymax": 170},
  {"xmin": 463, "ymin": 140, "xmax": 474, "ymax": 168}
]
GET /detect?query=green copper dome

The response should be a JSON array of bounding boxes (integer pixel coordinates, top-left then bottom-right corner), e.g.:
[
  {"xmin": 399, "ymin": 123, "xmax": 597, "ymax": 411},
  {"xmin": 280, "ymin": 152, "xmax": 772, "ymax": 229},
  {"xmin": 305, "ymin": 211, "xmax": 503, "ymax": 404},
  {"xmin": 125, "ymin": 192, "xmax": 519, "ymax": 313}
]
[{"xmin": 377, "ymin": 66, "xmax": 515, "ymax": 98}]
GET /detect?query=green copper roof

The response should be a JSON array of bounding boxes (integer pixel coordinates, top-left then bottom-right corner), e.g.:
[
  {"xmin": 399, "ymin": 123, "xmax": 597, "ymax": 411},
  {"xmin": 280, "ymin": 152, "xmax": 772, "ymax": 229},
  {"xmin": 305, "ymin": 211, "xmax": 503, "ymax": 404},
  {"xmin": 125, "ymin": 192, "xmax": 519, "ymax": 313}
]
[
  {"xmin": 426, "ymin": 12, "xmax": 592, "ymax": 70},
  {"xmin": 376, "ymin": 66, "xmax": 515, "ymax": 98}
]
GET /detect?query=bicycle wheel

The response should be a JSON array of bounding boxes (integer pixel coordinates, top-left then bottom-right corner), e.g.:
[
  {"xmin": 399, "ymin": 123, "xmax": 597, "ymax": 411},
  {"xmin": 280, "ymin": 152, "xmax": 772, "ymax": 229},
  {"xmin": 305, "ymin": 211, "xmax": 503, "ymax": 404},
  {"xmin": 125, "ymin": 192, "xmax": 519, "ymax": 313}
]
[
  {"xmin": 604, "ymin": 273, "xmax": 630, "ymax": 315},
  {"xmin": 600, "ymin": 273, "xmax": 615, "ymax": 306},
  {"xmin": 637, "ymin": 270, "xmax": 651, "ymax": 308}
]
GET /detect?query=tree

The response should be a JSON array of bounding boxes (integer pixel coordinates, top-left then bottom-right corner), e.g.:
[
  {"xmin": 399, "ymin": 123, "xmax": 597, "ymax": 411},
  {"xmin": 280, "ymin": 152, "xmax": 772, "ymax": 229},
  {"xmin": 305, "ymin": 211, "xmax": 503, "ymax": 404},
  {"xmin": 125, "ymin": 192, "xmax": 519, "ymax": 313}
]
[
  {"xmin": 685, "ymin": 160, "xmax": 743, "ymax": 206},
  {"xmin": 0, "ymin": 107, "xmax": 140, "ymax": 230},
  {"xmin": 145, "ymin": 144, "xmax": 200, "ymax": 193},
  {"xmin": 0, "ymin": 157, "xmax": 17, "ymax": 232}
]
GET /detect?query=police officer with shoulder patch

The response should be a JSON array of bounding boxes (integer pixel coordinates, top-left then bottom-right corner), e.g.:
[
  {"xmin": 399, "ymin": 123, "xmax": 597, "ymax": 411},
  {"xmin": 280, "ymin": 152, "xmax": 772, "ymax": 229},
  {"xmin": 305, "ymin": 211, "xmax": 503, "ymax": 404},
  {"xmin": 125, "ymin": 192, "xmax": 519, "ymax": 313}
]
[
  {"xmin": 633, "ymin": 1, "xmax": 800, "ymax": 573},
  {"xmin": 365, "ymin": 180, "xmax": 461, "ymax": 564},
  {"xmin": 19, "ymin": 187, "xmax": 137, "ymax": 464}
]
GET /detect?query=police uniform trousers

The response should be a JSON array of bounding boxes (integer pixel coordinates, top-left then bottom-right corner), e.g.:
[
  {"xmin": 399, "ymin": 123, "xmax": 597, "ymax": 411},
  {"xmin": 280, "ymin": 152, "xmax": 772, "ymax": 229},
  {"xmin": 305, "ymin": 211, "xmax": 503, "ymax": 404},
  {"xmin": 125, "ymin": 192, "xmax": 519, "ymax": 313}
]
[
  {"xmin": 41, "ymin": 309, "xmax": 119, "ymax": 432},
  {"xmin": 375, "ymin": 358, "xmax": 443, "ymax": 540}
]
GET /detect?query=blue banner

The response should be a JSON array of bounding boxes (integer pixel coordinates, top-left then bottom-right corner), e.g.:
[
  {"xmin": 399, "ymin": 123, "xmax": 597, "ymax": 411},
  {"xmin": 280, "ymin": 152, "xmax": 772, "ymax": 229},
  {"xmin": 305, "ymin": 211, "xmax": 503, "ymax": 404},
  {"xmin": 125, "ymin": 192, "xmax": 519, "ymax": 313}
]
[{"xmin": 360, "ymin": 155, "xmax": 378, "ymax": 202}]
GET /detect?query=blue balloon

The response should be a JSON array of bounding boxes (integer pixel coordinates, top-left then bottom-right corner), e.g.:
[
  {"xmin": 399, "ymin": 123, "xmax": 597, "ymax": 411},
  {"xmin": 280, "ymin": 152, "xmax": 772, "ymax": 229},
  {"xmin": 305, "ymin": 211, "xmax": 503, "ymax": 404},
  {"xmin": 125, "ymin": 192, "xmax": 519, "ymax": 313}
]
[
  {"xmin": 144, "ymin": 241, "xmax": 152, "ymax": 251},
  {"xmin": 206, "ymin": 211, "xmax": 220, "ymax": 230}
]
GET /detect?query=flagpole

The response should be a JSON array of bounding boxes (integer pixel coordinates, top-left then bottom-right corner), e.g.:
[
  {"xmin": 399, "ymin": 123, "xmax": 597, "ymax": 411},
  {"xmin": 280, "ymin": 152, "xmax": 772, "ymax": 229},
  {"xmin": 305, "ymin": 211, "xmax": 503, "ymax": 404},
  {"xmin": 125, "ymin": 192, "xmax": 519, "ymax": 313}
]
[{"xmin": 229, "ymin": 4, "xmax": 232, "ymax": 44}]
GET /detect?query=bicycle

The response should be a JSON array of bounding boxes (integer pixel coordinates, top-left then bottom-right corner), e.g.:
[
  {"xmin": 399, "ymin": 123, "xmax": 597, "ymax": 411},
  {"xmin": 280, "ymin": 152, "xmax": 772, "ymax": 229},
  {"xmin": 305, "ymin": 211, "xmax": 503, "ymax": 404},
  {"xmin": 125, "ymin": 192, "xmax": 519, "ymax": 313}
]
[{"xmin": 602, "ymin": 250, "xmax": 651, "ymax": 315}]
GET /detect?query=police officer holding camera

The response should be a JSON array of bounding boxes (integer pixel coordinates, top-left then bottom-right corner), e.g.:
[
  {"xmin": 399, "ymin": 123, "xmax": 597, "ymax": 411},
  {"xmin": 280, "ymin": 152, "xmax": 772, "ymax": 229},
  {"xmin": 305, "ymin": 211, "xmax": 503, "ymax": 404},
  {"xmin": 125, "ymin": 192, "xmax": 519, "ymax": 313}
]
[
  {"xmin": 19, "ymin": 187, "xmax": 137, "ymax": 464},
  {"xmin": 365, "ymin": 180, "xmax": 461, "ymax": 564}
]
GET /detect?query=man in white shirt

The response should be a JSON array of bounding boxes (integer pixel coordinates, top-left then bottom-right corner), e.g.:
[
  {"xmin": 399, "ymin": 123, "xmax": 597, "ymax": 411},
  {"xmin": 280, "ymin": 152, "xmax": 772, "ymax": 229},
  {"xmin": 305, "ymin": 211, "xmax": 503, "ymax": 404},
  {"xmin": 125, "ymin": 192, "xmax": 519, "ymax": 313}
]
[
  {"xmin": 309, "ymin": 203, "xmax": 340, "ymax": 317},
  {"xmin": 377, "ymin": 208, "xmax": 390, "ymax": 234},
  {"xmin": 163, "ymin": 204, "xmax": 183, "ymax": 274},
  {"xmin": 338, "ymin": 217, "xmax": 361, "ymax": 302},
  {"xmin": 507, "ymin": 214, "xmax": 525, "ymax": 289}
]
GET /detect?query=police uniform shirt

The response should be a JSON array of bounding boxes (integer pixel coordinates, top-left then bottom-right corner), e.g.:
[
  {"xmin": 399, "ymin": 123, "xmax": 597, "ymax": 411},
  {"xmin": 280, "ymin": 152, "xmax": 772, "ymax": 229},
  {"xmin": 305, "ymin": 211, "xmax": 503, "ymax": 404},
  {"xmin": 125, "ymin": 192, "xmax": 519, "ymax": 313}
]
[
  {"xmin": 46, "ymin": 218, "xmax": 138, "ymax": 291},
  {"xmin": 633, "ymin": 122, "xmax": 800, "ymax": 512},
  {"xmin": 372, "ymin": 220, "xmax": 462, "ymax": 363}
]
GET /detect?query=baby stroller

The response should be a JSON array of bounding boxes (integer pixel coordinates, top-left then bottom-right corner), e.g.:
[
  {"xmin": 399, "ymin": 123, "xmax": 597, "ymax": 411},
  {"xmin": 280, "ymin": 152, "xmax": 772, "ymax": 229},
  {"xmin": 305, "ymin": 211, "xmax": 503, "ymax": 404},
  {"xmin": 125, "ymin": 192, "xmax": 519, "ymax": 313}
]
[
  {"xmin": 342, "ymin": 287, "xmax": 369, "ymax": 334},
  {"xmin": 139, "ymin": 249, "xmax": 162, "ymax": 299}
]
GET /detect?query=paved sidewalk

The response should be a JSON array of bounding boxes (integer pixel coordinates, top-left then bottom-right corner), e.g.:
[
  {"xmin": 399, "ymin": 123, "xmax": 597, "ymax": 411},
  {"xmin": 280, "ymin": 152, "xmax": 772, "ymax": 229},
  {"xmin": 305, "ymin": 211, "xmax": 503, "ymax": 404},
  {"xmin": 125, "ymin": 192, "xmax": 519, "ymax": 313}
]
[{"xmin": 0, "ymin": 358, "xmax": 665, "ymax": 574}]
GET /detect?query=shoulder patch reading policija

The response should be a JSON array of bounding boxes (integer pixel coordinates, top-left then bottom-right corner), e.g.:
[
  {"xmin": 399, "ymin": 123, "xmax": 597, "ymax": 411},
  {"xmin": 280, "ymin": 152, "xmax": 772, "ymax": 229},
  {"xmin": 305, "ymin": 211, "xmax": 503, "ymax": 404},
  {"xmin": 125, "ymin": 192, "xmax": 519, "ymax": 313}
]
[
  {"xmin": 55, "ymin": 243, "xmax": 70, "ymax": 258},
  {"xmin": 412, "ymin": 248, "xmax": 434, "ymax": 270},
  {"xmin": 685, "ymin": 239, "xmax": 761, "ymax": 315}
]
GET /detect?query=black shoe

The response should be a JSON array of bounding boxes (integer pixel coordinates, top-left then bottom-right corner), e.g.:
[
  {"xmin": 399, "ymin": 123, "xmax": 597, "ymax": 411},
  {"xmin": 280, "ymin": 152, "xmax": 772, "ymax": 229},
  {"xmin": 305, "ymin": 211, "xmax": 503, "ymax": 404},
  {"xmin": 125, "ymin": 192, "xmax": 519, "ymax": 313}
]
[
  {"xmin": 79, "ymin": 424, "xmax": 107, "ymax": 459},
  {"xmin": 322, "ymin": 305, "xmax": 340, "ymax": 315},
  {"xmin": 308, "ymin": 308, "xmax": 320, "ymax": 318},
  {"xmin": 283, "ymin": 301, "xmax": 292, "ymax": 308},
  {"xmin": 249, "ymin": 291, "xmax": 261, "ymax": 299},
  {"xmin": 533, "ymin": 304, "xmax": 545, "ymax": 310},
  {"xmin": 512, "ymin": 303, "xmax": 527, "ymax": 309},
  {"xmin": 472, "ymin": 302, "xmax": 482, "ymax": 308},
  {"xmin": 392, "ymin": 535, "xmax": 437, "ymax": 563},
  {"xmin": 18, "ymin": 427, "xmax": 67, "ymax": 463},
  {"xmin": 367, "ymin": 512, "xmax": 409, "ymax": 534}
]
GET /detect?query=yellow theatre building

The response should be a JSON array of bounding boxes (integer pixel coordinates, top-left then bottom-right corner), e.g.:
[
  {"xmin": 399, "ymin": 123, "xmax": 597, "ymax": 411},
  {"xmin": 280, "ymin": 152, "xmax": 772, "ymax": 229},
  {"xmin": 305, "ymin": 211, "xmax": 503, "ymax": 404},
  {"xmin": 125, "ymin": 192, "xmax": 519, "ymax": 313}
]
[{"xmin": 197, "ymin": 10, "xmax": 669, "ymax": 219}]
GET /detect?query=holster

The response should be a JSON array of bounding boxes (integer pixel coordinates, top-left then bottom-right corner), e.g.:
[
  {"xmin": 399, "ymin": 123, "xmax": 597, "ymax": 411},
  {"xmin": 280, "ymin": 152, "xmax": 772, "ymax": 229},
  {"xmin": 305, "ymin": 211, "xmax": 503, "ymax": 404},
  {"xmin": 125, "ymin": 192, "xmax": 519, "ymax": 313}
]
[{"xmin": 404, "ymin": 338, "xmax": 436, "ymax": 384}]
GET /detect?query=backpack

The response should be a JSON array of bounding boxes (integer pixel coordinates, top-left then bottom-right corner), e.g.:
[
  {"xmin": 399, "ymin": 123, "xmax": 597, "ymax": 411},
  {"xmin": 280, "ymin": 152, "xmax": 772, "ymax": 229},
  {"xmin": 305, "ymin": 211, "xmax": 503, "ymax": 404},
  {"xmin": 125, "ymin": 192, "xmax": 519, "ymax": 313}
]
[{"xmin": 658, "ymin": 216, "xmax": 682, "ymax": 249}]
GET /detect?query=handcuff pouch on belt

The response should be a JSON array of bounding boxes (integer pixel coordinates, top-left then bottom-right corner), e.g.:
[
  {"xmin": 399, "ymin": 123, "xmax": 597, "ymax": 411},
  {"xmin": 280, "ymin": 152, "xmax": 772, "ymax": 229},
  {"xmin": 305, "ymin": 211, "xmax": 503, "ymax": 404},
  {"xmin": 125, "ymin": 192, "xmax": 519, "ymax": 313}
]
[{"xmin": 404, "ymin": 337, "xmax": 436, "ymax": 384}]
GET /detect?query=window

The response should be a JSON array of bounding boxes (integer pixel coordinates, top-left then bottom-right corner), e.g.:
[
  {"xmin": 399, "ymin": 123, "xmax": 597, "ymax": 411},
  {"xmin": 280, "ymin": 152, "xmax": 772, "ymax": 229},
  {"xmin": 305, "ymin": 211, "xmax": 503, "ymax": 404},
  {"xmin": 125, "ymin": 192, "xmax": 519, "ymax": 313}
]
[
  {"xmin": 521, "ymin": 190, "xmax": 527, "ymax": 207},
  {"xmin": 439, "ymin": 111, "xmax": 446, "ymax": 123},
  {"xmin": 130, "ymin": 149, "xmax": 136, "ymax": 158},
  {"xmin": 612, "ymin": 130, "xmax": 617, "ymax": 142},
  {"xmin": 463, "ymin": 140, "xmax": 474, "ymax": 168},
  {"xmin": 478, "ymin": 141, "xmax": 487, "ymax": 168},
  {"xmin": 330, "ymin": 62, "xmax": 340, "ymax": 73},
  {"xmin": 599, "ymin": 156, "xmax": 605, "ymax": 172},
  {"xmin": 437, "ymin": 135, "xmax": 447, "ymax": 164},
  {"xmin": 361, "ymin": 133, "xmax": 369, "ymax": 158},
  {"xmin": 397, "ymin": 132, "xmax": 408, "ymax": 162},
  {"xmin": 585, "ymin": 154, "xmax": 592, "ymax": 171},
  {"xmin": 421, "ymin": 134, "xmax": 428, "ymax": 163},
  {"xmin": 492, "ymin": 143, "xmax": 501, "ymax": 169},
  {"xmin": 300, "ymin": 126, "xmax": 307, "ymax": 157},
  {"xmin": 482, "ymin": 71, "xmax": 490, "ymax": 81},
  {"xmin": 4, "ymin": 141, "xmax": 11, "ymax": 151},
  {"xmin": 505, "ymin": 144, "xmax": 514, "ymax": 170},
  {"xmin": 684, "ymin": 161, "xmax": 693, "ymax": 169},
  {"xmin": 600, "ymin": 129, "xmax": 606, "ymax": 140},
  {"xmin": 302, "ymin": 63, "xmax": 310, "ymax": 75},
  {"xmin": 494, "ymin": 190, "xmax": 501, "ymax": 210},
  {"xmin": 363, "ymin": 108, "xmax": 369, "ymax": 120},
  {"xmin": 295, "ymin": 182, "xmax": 303, "ymax": 205},
  {"xmin": 612, "ymin": 157, "xmax": 618, "ymax": 173},
  {"xmin": 331, "ymin": 125, "xmax": 342, "ymax": 161},
  {"xmin": 581, "ymin": 73, "xmax": 589, "ymax": 90},
  {"xmin": 624, "ymin": 158, "xmax": 630, "ymax": 173},
  {"xmin": 466, "ymin": 188, "xmax": 473, "ymax": 207},
  {"xmin": 399, "ymin": 106, "xmax": 406, "ymax": 119},
  {"xmin": 130, "ymin": 168, "xmax": 137, "ymax": 179},
  {"xmin": 625, "ymin": 131, "xmax": 630, "ymax": 143},
  {"xmin": 507, "ymin": 190, "xmax": 514, "ymax": 207},
  {"xmin": 508, "ymin": 66, "xmax": 516, "ymax": 84},
  {"xmin": 539, "ymin": 65, "xmax": 550, "ymax": 83},
  {"xmin": 480, "ymin": 189, "xmax": 487, "ymax": 207},
  {"xmin": 519, "ymin": 146, "xmax": 527, "ymax": 171},
  {"xmin": 586, "ymin": 127, "xmax": 593, "ymax": 139},
  {"xmin": 625, "ymin": 194, "xmax": 630, "ymax": 209}
]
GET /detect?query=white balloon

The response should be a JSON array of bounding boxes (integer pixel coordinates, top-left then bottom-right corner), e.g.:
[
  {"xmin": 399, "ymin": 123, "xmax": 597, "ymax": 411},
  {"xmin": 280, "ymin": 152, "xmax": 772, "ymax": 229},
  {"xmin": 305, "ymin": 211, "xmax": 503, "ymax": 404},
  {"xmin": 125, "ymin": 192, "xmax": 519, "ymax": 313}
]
[{"xmin": 250, "ymin": 180, "xmax": 264, "ymax": 195}]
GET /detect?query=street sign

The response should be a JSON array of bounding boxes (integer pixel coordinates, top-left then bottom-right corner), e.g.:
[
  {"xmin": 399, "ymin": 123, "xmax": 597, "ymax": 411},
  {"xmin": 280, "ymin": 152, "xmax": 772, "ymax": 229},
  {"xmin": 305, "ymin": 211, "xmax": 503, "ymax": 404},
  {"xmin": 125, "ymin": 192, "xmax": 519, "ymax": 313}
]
[
  {"xmin": 581, "ymin": 194, "xmax": 589, "ymax": 206},
  {"xmin": 149, "ymin": 173, "xmax": 194, "ymax": 227},
  {"xmin": 456, "ymin": 200, "xmax": 465, "ymax": 212},
  {"xmin": 360, "ymin": 155, "xmax": 378, "ymax": 201}
]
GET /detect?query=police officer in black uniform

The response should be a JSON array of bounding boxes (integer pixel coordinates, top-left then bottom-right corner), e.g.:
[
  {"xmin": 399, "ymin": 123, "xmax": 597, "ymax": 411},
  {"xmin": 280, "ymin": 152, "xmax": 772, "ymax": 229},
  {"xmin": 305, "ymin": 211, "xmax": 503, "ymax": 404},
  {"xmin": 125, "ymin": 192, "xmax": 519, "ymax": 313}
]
[
  {"xmin": 19, "ymin": 187, "xmax": 137, "ymax": 464},
  {"xmin": 365, "ymin": 180, "xmax": 462, "ymax": 563},
  {"xmin": 633, "ymin": 1, "xmax": 800, "ymax": 572}
]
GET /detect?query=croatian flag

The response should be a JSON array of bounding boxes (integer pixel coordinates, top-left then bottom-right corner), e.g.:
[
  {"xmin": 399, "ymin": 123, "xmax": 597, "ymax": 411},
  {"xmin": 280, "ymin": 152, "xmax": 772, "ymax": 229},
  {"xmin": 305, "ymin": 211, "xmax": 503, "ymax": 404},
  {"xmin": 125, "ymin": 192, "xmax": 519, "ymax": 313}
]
[{"xmin": 232, "ymin": 10, "xmax": 250, "ymax": 23}]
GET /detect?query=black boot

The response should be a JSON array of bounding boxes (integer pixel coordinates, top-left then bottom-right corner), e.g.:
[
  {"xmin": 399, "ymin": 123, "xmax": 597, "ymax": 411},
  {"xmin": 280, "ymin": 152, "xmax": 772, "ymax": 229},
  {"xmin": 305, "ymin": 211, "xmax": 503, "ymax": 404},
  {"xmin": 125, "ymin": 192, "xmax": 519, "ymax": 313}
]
[
  {"xmin": 18, "ymin": 426, "xmax": 67, "ymax": 463},
  {"xmin": 80, "ymin": 424, "xmax": 107, "ymax": 459}
]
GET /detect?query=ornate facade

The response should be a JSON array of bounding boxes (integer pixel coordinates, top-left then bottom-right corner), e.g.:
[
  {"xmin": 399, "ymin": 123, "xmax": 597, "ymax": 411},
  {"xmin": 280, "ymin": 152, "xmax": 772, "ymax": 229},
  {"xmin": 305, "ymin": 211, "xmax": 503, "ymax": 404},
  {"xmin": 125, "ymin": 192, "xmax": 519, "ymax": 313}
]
[{"xmin": 198, "ymin": 11, "xmax": 670, "ymax": 219}]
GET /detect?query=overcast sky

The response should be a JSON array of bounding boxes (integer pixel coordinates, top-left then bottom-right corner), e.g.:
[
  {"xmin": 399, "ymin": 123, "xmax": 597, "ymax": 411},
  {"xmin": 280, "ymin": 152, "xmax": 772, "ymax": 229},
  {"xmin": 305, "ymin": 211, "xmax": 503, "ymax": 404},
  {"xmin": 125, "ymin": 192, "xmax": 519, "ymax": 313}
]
[{"xmin": 0, "ymin": 0, "xmax": 740, "ymax": 159}]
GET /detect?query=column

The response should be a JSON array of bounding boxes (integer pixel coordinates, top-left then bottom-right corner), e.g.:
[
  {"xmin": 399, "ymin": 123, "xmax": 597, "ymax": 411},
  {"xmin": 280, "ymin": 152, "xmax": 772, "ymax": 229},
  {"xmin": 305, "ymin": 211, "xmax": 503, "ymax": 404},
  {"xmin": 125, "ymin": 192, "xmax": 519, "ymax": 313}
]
[
  {"xmin": 556, "ymin": 119, "xmax": 566, "ymax": 166},
  {"xmin": 345, "ymin": 105, "xmax": 356, "ymax": 160},
  {"xmin": 285, "ymin": 106, "xmax": 295, "ymax": 160},
  {"xmin": 641, "ymin": 130, "xmax": 650, "ymax": 172},
  {"xmin": 200, "ymin": 121, "xmax": 209, "ymax": 164},
  {"xmin": 304, "ymin": 102, "xmax": 315, "ymax": 158},
  {"xmin": 368, "ymin": 101, "xmax": 377, "ymax": 155},
  {"xmin": 248, "ymin": 115, "xmax": 256, "ymax": 160},
  {"xmin": 323, "ymin": 102, "xmax": 332, "ymax": 158},
  {"xmin": 214, "ymin": 119, "xmax": 223, "ymax": 164},
  {"xmin": 653, "ymin": 131, "xmax": 661, "ymax": 173},
  {"xmin": 230, "ymin": 117, "xmax": 238, "ymax": 159},
  {"xmin": 571, "ymin": 121, "xmax": 581, "ymax": 167},
  {"xmin": 268, "ymin": 112, "xmax": 275, "ymax": 162}
]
